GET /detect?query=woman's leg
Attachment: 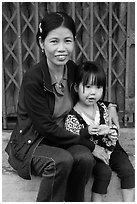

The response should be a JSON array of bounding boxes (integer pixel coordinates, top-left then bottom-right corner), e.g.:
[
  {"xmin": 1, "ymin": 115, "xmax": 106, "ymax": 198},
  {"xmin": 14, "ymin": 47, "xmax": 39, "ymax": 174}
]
[
  {"xmin": 110, "ymin": 149, "xmax": 135, "ymax": 202},
  {"xmin": 65, "ymin": 145, "xmax": 95, "ymax": 202},
  {"xmin": 91, "ymin": 159, "xmax": 112, "ymax": 202},
  {"xmin": 31, "ymin": 144, "xmax": 74, "ymax": 202}
]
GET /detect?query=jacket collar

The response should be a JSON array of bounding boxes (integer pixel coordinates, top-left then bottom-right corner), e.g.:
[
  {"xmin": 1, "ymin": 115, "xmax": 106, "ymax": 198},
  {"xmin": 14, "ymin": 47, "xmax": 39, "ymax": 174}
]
[{"xmin": 40, "ymin": 54, "xmax": 75, "ymax": 92}]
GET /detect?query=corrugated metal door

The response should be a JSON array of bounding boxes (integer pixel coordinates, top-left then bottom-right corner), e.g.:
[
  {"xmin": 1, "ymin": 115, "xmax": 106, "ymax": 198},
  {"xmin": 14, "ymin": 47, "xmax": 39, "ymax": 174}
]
[{"xmin": 2, "ymin": 2, "xmax": 135, "ymax": 128}]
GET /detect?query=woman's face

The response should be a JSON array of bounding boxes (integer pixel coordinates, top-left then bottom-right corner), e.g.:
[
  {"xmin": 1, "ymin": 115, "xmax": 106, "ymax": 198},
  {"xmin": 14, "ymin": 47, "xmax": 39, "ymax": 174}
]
[{"xmin": 40, "ymin": 26, "xmax": 74, "ymax": 68}]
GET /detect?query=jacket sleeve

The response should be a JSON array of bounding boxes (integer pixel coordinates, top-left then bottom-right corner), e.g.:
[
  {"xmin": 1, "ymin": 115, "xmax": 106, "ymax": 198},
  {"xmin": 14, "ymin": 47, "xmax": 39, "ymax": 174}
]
[{"xmin": 23, "ymin": 74, "xmax": 82, "ymax": 147}]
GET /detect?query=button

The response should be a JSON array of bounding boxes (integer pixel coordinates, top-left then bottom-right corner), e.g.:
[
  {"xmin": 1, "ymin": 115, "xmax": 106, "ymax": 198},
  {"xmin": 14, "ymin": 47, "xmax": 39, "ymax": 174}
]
[
  {"xmin": 20, "ymin": 130, "xmax": 22, "ymax": 133},
  {"xmin": 28, "ymin": 140, "xmax": 31, "ymax": 144}
]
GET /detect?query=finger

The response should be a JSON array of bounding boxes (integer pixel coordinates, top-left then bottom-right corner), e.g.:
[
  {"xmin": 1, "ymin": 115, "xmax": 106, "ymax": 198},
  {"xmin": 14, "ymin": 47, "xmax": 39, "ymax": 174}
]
[
  {"xmin": 101, "ymin": 156, "xmax": 109, "ymax": 165},
  {"xmin": 113, "ymin": 117, "xmax": 119, "ymax": 128},
  {"xmin": 102, "ymin": 152, "xmax": 109, "ymax": 164},
  {"xmin": 108, "ymin": 116, "xmax": 112, "ymax": 126}
]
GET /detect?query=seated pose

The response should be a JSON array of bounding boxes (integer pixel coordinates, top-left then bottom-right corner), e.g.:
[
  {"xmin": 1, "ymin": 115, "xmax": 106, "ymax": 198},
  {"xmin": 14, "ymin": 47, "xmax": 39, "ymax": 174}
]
[
  {"xmin": 5, "ymin": 12, "xmax": 95, "ymax": 202},
  {"xmin": 5, "ymin": 12, "xmax": 120, "ymax": 202},
  {"xmin": 65, "ymin": 61, "xmax": 135, "ymax": 202}
]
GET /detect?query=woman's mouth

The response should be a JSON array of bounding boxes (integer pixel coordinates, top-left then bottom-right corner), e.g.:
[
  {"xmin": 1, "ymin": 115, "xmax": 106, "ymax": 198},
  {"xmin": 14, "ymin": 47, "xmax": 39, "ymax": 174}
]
[{"xmin": 56, "ymin": 55, "xmax": 67, "ymax": 61}]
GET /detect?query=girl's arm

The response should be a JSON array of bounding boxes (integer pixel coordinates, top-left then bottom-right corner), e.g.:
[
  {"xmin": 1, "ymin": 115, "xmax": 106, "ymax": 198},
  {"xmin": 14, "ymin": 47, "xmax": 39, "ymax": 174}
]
[
  {"xmin": 99, "ymin": 100, "xmax": 120, "ymax": 130},
  {"xmin": 65, "ymin": 114, "xmax": 95, "ymax": 151},
  {"xmin": 108, "ymin": 104, "xmax": 120, "ymax": 130}
]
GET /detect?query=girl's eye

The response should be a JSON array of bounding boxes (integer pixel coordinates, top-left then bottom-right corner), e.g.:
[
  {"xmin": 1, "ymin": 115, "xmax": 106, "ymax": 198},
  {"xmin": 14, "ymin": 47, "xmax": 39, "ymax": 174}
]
[
  {"xmin": 85, "ymin": 85, "xmax": 91, "ymax": 88},
  {"xmin": 97, "ymin": 86, "xmax": 102, "ymax": 89}
]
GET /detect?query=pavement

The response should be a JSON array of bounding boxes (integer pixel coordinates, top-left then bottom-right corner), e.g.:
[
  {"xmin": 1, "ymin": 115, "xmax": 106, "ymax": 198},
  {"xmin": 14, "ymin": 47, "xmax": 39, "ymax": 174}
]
[{"xmin": 2, "ymin": 128, "xmax": 135, "ymax": 202}]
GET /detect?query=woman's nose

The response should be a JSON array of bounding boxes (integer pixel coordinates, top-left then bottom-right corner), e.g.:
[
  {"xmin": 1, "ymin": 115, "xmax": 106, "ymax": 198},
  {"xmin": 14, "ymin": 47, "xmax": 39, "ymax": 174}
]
[{"xmin": 58, "ymin": 42, "xmax": 65, "ymax": 51}]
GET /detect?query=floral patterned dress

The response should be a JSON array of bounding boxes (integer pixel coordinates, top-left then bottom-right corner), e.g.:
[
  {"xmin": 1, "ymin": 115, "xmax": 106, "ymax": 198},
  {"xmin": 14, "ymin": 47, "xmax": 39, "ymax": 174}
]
[{"xmin": 64, "ymin": 101, "xmax": 119, "ymax": 152}]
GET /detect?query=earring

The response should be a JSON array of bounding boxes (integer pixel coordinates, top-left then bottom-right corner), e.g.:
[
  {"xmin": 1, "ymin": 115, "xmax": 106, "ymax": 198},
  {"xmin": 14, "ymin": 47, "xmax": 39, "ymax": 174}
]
[{"xmin": 42, "ymin": 49, "xmax": 44, "ymax": 53}]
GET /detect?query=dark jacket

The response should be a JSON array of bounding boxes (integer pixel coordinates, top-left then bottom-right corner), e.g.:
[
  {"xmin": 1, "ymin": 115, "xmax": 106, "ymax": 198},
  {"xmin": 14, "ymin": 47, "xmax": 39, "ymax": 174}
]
[{"xmin": 5, "ymin": 55, "xmax": 94, "ymax": 180}]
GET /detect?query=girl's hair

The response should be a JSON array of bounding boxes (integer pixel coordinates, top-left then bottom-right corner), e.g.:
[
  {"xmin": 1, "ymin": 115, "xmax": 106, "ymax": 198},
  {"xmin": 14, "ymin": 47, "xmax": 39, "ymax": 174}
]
[
  {"xmin": 36, "ymin": 12, "xmax": 76, "ymax": 48},
  {"xmin": 76, "ymin": 61, "xmax": 106, "ymax": 100}
]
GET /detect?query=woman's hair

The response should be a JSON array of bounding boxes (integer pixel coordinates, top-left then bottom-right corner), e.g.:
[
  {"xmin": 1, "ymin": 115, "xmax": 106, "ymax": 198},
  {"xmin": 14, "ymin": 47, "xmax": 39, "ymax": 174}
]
[
  {"xmin": 36, "ymin": 12, "xmax": 76, "ymax": 47},
  {"xmin": 76, "ymin": 61, "xmax": 106, "ymax": 100}
]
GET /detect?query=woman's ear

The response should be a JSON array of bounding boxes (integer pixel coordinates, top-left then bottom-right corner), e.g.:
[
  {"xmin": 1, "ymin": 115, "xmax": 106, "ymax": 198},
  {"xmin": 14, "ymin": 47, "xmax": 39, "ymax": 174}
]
[
  {"xmin": 74, "ymin": 83, "xmax": 78, "ymax": 92},
  {"xmin": 39, "ymin": 37, "xmax": 44, "ymax": 50}
]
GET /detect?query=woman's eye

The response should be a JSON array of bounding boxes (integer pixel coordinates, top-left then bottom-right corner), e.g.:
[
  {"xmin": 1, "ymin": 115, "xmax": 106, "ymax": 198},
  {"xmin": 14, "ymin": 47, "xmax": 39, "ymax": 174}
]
[
  {"xmin": 50, "ymin": 40, "xmax": 58, "ymax": 44},
  {"xmin": 65, "ymin": 39, "xmax": 73, "ymax": 43}
]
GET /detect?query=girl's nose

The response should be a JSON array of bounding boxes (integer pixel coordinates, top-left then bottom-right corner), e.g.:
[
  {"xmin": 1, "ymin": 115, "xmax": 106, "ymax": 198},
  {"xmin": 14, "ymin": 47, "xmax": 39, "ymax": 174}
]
[{"xmin": 90, "ymin": 87, "xmax": 96, "ymax": 94}]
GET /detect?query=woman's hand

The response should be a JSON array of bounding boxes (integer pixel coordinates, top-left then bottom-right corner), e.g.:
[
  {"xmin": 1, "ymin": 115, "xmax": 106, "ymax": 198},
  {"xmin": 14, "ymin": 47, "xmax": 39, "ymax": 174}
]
[
  {"xmin": 92, "ymin": 145, "xmax": 109, "ymax": 165},
  {"xmin": 108, "ymin": 106, "xmax": 120, "ymax": 130}
]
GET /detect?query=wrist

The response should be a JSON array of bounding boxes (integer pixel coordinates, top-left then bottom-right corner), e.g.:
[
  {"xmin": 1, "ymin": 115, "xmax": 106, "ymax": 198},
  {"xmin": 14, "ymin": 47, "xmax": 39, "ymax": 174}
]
[{"xmin": 108, "ymin": 103, "xmax": 117, "ymax": 109}]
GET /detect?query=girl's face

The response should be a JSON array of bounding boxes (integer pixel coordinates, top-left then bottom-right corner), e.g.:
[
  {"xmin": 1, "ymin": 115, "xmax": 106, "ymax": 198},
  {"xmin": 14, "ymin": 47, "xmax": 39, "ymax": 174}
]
[
  {"xmin": 40, "ymin": 26, "xmax": 74, "ymax": 68},
  {"xmin": 76, "ymin": 75, "xmax": 103, "ymax": 106}
]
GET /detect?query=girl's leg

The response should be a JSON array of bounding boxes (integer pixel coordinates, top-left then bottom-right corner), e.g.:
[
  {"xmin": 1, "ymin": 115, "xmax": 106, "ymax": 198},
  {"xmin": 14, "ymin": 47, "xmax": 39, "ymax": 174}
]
[
  {"xmin": 31, "ymin": 144, "xmax": 74, "ymax": 202},
  {"xmin": 110, "ymin": 149, "xmax": 135, "ymax": 202},
  {"xmin": 91, "ymin": 193, "xmax": 103, "ymax": 202},
  {"xmin": 65, "ymin": 145, "xmax": 95, "ymax": 202},
  {"xmin": 121, "ymin": 189, "xmax": 135, "ymax": 202},
  {"xmin": 91, "ymin": 159, "xmax": 112, "ymax": 202}
]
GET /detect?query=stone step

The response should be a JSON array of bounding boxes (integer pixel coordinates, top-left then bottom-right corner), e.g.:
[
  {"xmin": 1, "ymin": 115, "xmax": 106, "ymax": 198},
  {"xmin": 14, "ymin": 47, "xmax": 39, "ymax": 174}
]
[
  {"xmin": 2, "ymin": 129, "xmax": 135, "ymax": 202},
  {"xmin": 2, "ymin": 156, "xmax": 134, "ymax": 202},
  {"xmin": 85, "ymin": 155, "xmax": 134, "ymax": 202},
  {"xmin": 2, "ymin": 171, "xmax": 123, "ymax": 202}
]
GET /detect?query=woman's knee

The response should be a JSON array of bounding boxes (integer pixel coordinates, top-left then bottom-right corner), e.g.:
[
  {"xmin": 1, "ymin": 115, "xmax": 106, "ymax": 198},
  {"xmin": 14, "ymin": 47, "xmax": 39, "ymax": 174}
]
[
  {"xmin": 32, "ymin": 147, "xmax": 74, "ymax": 177},
  {"xmin": 55, "ymin": 149, "xmax": 74, "ymax": 174},
  {"xmin": 68, "ymin": 145, "xmax": 95, "ymax": 167}
]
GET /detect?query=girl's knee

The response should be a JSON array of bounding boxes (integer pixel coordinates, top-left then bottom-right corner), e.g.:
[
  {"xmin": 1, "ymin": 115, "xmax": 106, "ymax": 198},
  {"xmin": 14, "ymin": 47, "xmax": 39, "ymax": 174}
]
[
  {"xmin": 94, "ymin": 162, "xmax": 112, "ymax": 179},
  {"xmin": 119, "ymin": 161, "xmax": 135, "ymax": 177}
]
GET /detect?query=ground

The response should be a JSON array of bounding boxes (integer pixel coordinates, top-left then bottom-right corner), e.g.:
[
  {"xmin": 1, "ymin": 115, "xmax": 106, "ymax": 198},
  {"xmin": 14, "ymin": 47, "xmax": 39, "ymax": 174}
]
[{"xmin": 2, "ymin": 128, "xmax": 135, "ymax": 202}]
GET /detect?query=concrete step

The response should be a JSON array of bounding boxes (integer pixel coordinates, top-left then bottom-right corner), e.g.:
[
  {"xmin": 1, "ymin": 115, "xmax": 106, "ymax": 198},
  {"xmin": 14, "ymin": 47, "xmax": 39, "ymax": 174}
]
[
  {"xmin": 2, "ymin": 129, "xmax": 135, "ymax": 202},
  {"xmin": 2, "ymin": 155, "xmax": 134, "ymax": 202}
]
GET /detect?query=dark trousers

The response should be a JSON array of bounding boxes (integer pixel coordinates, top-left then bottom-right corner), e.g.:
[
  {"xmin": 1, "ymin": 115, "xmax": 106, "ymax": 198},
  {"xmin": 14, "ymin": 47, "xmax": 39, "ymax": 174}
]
[
  {"xmin": 92, "ymin": 149, "xmax": 135, "ymax": 194},
  {"xmin": 31, "ymin": 144, "xmax": 95, "ymax": 202}
]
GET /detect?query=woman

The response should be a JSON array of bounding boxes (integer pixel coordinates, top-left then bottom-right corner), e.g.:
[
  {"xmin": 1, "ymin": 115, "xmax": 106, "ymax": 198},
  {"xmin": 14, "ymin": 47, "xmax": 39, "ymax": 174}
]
[{"xmin": 5, "ymin": 12, "xmax": 118, "ymax": 202}]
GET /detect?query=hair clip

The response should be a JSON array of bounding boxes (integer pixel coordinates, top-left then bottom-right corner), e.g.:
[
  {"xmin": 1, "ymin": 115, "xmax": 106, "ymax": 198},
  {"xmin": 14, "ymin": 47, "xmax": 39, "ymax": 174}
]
[{"xmin": 39, "ymin": 23, "xmax": 42, "ymax": 33}]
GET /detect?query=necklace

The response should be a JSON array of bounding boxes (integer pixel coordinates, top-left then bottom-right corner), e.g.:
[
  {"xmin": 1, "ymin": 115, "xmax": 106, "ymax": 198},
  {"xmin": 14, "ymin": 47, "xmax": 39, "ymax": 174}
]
[
  {"xmin": 49, "ymin": 66, "xmax": 64, "ymax": 84},
  {"xmin": 54, "ymin": 74, "xmax": 63, "ymax": 84}
]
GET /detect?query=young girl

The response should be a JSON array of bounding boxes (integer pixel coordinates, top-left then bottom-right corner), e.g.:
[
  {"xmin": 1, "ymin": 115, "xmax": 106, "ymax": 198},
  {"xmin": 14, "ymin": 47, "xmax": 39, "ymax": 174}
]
[{"xmin": 65, "ymin": 61, "xmax": 135, "ymax": 202}]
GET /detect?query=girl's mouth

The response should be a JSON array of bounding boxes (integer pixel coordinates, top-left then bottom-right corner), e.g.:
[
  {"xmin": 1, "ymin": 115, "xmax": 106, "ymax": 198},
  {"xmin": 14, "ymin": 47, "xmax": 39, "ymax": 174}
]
[{"xmin": 88, "ymin": 97, "xmax": 95, "ymax": 102}]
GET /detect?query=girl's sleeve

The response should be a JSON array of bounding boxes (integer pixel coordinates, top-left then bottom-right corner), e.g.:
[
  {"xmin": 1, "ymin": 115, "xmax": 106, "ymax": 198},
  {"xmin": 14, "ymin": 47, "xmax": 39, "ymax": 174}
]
[
  {"xmin": 65, "ymin": 114, "xmax": 84, "ymax": 135},
  {"xmin": 65, "ymin": 114, "xmax": 95, "ymax": 152}
]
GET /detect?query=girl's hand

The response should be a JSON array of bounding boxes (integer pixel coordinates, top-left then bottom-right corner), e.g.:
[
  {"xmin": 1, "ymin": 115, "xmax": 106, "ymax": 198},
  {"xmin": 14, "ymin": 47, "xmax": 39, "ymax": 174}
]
[
  {"xmin": 108, "ymin": 106, "xmax": 120, "ymax": 130},
  {"xmin": 108, "ymin": 128, "xmax": 119, "ymax": 143},
  {"xmin": 88, "ymin": 124, "xmax": 100, "ymax": 135},
  {"xmin": 98, "ymin": 124, "xmax": 110, "ymax": 135},
  {"xmin": 92, "ymin": 145, "xmax": 109, "ymax": 164}
]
